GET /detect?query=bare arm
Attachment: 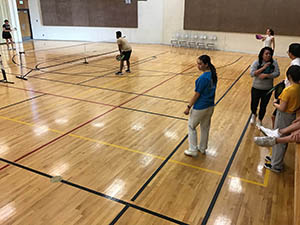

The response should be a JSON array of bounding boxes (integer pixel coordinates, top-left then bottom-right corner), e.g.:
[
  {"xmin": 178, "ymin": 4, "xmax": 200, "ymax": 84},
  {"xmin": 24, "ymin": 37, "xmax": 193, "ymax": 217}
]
[
  {"xmin": 118, "ymin": 44, "xmax": 122, "ymax": 53},
  {"xmin": 272, "ymin": 37, "xmax": 275, "ymax": 51},
  {"xmin": 273, "ymin": 99, "xmax": 287, "ymax": 112},
  {"xmin": 184, "ymin": 92, "xmax": 200, "ymax": 115}
]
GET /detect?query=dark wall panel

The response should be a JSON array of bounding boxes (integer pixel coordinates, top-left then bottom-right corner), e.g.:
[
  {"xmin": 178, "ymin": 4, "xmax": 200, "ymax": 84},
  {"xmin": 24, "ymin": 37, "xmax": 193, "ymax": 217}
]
[
  {"xmin": 40, "ymin": 0, "xmax": 138, "ymax": 28},
  {"xmin": 184, "ymin": 0, "xmax": 300, "ymax": 36}
]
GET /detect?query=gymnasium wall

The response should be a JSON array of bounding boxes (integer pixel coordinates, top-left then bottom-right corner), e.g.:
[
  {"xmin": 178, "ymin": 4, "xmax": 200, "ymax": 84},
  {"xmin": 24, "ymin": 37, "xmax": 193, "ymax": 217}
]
[
  {"xmin": 21, "ymin": 0, "xmax": 300, "ymax": 56},
  {"xmin": 162, "ymin": 0, "xmax": 300, "ymax": 57},
  {"xmin": 28, "ymin": 0, "xmax": 163, "ymax": 43}
]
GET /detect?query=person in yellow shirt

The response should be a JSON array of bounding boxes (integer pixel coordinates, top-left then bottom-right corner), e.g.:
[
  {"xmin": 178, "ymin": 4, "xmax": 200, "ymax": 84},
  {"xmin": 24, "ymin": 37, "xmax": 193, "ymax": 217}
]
[
  {"xmin": 115, "ymin": 31, "xmax": 132, "ymax": 75},
  {"xmin": 256, "ymin": 65, "xmax": 300, "ymax": 172}
]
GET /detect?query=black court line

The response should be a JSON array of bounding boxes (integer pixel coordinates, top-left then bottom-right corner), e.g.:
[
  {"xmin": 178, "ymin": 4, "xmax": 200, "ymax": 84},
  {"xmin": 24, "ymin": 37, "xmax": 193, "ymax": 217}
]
[
  {"xmin": 110, "ymin": 63, "xmax": 251, "ymax": 224},
  {"xmin": 201, "ymin": 114, "xmax": 251, "ymax": 225},
  {"xmin": 77, "ymin": 51, "xmax": 169, "ymax": 85},
  {"xmin": 119, "ymin": 106, "xmax": 188, "ymax": 121},
  {"xmin": 0, "ymin": 158, "xmax": 188, "ymax": 225},
  {"xmin": 0, "ymin": 94, "xmax": 46, "ymax": 111},
  {"xmin": 110, "ymin": 135, "xmax": 189, "ymax": 225},
  {"xmin": 30, "ymin": 76, "xmax": 189, "ymax": 104},
  {"xmin": 215, "ymin": 65, "xmax": 250, "ymax": 105}
]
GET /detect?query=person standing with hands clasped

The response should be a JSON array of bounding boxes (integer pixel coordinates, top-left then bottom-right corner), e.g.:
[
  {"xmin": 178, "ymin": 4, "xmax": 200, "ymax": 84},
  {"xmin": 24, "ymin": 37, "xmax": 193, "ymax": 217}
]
[
  {"xmin": 184, "ymin": 55, "xmax": 217, "ymax": 157},
  {"xmin": 250, "ymin": 47, "xmax": 280, "ymax": 126}
]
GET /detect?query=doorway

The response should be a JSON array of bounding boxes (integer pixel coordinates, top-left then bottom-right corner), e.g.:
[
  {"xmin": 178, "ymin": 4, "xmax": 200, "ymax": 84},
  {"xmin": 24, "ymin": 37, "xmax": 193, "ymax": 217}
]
[{"xmin": 17, "ymin": 9, "xmax": 32, "ymax": 41}]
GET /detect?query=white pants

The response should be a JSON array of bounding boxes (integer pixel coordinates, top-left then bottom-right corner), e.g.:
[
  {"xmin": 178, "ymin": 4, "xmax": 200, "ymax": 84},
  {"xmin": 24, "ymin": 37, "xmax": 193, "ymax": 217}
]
[{"xmin": 188, "ymin": 107, "xmax": 214, "ymax": 151}]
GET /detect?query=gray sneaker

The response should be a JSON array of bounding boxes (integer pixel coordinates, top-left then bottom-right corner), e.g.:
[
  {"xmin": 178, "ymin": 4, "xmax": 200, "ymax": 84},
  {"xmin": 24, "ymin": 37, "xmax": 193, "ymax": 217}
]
[{"xmin": 254, "ymin": 136, "xmax": 276, "ymax": 147}]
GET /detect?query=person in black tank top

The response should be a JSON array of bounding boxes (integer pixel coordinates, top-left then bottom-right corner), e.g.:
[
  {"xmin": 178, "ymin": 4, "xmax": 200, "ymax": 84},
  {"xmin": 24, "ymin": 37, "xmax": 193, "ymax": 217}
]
[{"xmin": 2, "ymin": 20, "xmax": 15, "ymax": 50}]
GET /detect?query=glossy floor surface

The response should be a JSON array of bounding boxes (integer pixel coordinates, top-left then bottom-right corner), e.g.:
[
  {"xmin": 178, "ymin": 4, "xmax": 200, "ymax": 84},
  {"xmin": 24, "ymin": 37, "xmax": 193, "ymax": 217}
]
[{"xmin": 0, "ymin": 41, "xmax": 295, "ymax": 225}]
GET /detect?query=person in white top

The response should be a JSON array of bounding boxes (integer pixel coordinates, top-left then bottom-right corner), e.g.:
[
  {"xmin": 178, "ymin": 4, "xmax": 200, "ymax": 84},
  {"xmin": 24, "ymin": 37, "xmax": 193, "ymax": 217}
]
[
  {"xmin": 270, "ymin": 43, "xmax": 300, "ymax": 128},
  {"xmin": 285, "ymin": 43, "xmax": 300, "ymax": 87},
  {"xmin": 115, "ymin": 31, "xmax": 132, "ymax": 75},
  {"xmin": 261, "ymin": 28, "xmax": 275, "ymax": 51}
]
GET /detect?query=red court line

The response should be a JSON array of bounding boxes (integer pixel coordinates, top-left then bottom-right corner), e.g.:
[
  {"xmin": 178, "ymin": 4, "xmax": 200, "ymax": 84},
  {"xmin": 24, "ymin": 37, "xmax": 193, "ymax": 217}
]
[
  {"xmin": 0, "ymin": 64, "xmax": 194, "ymax": 171},
  {"xmin": 0, "ymin": 85, "xmax": 116, "ymax": 108}
]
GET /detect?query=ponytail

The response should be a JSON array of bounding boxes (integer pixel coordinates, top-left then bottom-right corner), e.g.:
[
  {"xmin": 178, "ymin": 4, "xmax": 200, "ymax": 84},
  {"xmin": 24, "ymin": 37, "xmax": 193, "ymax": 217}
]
[{"xmin": 199, "ymin": 55, "xmax": 218, "ymax": 85}]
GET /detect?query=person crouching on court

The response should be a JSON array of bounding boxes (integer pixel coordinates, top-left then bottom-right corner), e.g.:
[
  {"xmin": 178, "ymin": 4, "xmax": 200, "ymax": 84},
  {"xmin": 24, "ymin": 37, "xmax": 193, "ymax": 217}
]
[
  {"xmin": 250, "ymin": 47, "xmax": 280, "ymax": 126},
  {"xmin": 115, "ymin": 31, "xmax": 132, "ymax": 75},
  {"xmin": 184, "ymin": 55, "xmax": 217, "ymax": 157}
]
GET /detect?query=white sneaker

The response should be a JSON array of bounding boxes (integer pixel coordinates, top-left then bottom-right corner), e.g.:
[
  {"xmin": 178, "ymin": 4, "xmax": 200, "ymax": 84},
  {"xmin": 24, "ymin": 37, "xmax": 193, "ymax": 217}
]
[
  {"xmin": 254, "ymin": 136, "xmax": 276, "ymax": 147},
  {"xmin": 184, "ymin": 149, "xmax": 198, "ymax": 157},
  {"xmin": 259, "ymin": 126, "xmax": 280, "ymax": 138},
  {"xmin": 250, "ymin": 114, "xmax": 256, "ymax": 125},
  {"xmin": 256, "ymin": 120, "xmax": 262, "ymax": 127},
  {"xmin": 197, "ymin": 146, "xmax": 206, "ymax": 154}
]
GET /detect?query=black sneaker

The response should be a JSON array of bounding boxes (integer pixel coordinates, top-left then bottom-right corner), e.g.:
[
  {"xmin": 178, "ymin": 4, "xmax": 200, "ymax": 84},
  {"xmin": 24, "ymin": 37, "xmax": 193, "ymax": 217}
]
[
  {"xmin": 264, "ymin": 163, "xmax": 281, "ymax": 173},
  {"xmin": 264, "ymin": 155, "xmax": 271, "ymax": 162},
  {"xmin": 115, "ymin": 71, "xmax": 123, "ymax": 75},
  {"xmin": 125, "ymin": 69, "xmax": 131, "ymax": 73}
]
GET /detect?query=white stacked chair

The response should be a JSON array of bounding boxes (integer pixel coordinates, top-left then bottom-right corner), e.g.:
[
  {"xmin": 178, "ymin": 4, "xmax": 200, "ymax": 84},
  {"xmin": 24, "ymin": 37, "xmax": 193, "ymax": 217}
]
[
  {"xmin": 196, "ymin": 34, "xmax": 207, "ymax": 49},
  {"xmin": 206, "ymin": 35, "xmax": 217, "ymax": 50},
  {"xmin": 179, "ymin": 33, "xmax": 189, "ymax": 48},
  {"xmin": 170, "ymin": 33, "xmax": 180, "ymax": 47},
  {"xmin": 188, "ymin": 34, "xmax": 198, "ymax": 48}
]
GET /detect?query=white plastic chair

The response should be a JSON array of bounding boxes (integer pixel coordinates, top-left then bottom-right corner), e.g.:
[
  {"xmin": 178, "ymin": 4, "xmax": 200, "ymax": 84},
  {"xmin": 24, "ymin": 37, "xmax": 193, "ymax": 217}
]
[
  {"xmin": 207, "ymin": 35, "xmax": 217, "ymax": 50},
  {"xmin": 196, "ymin": 34, "xmax": 207, "ymax": 49}
]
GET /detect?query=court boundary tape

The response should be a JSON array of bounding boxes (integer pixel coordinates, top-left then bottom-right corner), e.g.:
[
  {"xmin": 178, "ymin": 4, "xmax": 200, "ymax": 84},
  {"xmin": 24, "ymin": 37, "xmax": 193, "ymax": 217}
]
[{"xmin": 0, "ymin": 157, "xmax": 188, "ymax": 225}]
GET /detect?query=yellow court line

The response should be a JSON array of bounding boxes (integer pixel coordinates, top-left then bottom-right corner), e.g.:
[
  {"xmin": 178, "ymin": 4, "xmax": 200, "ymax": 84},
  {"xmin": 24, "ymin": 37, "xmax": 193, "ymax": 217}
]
[{"xmin": 0, "ymin": 115, "xmax": 266, "ymax": 187}]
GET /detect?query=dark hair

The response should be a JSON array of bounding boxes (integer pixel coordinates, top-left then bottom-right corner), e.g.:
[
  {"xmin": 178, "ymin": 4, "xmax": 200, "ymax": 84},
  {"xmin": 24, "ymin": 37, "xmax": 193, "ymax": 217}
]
[
  {"xmin": 288, "ymin": 43, "xmax": 300, "ymax": 58},
  {"xmin": 4, "ymin": 19, "xmax": 8, "ymax": 23},
  {"xmin": 258, "ymin": 47, "xmax": 274, "ymax": 67},
  {"xmin": 198, "ymin": 55, "xmax": 217, "ymax": 85},
  {"xmin": 268, "ymin": 28, "xmax": 274, "ymax": 36},
  {"xmin": 116, "ymin": 31, "xmax": 122, "ymax": 38},
  {"xmin": 286, "ymin": 65, "xmax": 300, "ymax": 82}
]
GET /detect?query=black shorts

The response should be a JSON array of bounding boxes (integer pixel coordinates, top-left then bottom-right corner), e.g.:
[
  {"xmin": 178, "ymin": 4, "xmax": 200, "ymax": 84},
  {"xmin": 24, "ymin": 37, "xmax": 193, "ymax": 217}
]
[
  {"xmin": 122, "ymin": 50, "xmax": 132, "ymax": 60},
  {"xmin": 2, "ymin": 31, "xmax": 12, "ymax": 39}
]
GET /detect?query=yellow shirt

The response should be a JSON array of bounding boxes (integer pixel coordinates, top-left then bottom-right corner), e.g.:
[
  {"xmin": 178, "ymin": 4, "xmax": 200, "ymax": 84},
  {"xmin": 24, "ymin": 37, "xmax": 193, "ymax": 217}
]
[
  {"xmin": 117, "ymin": 37, "xmax": 132, "ymax": 51},
  {"xmin": 279, "ymin": 83, "xmax": 300, "ymax": 113}
]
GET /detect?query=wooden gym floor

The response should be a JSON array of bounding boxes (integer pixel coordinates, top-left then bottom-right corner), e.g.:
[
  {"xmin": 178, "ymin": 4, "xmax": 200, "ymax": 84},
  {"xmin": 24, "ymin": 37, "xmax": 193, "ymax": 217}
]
[{"xmin": 0, "ymin": 40, "xmax": 295, "ymax": 225}]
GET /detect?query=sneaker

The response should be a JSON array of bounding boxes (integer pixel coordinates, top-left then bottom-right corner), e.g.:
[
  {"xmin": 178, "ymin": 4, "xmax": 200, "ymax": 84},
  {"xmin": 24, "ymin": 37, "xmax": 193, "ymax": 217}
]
[
  {"xmin": 125, "ymin": 69, "xmax": 131, "ymax": 73},
  {"xmin": 259, "ymin": 126, "xmax": 280, "ymax": 138},
  {"xmin": 250, "ymin": 114, "xmax": 256, "ymax": 125},
  {"xmin": 184, "ymin": 149, "xmax": 198, "ymax": 157},
  {"xmin": 265, "ymin": 155, "xmax": 271, "ymax": 162},
  {"xmin": 115, "ymin": 71, "xmax": 123, "ymax": 75},
  {"xmin": 254, "ymin": 136, "xmax": 276, "ymax": 147},
  {"xmin": 256, "ymin": 120, "xmax": 262, "ymax": 127},
  {"xmin": 264, "ymin": 163, "xmax": 281, "ymax": 173},
  {"xmin": 197, "ymin": 147, "xmax": 206, "ymax": 154}
]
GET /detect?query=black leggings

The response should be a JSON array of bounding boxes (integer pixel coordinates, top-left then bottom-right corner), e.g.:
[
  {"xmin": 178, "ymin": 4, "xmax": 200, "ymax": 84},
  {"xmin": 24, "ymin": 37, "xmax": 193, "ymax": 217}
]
[{"xmin": 251, "ymin": 87, "xmax": 272, "ymax": 121}]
